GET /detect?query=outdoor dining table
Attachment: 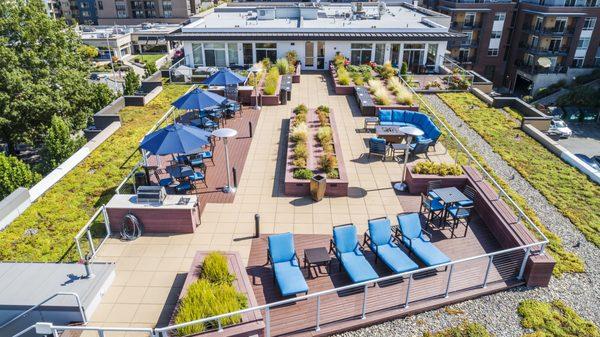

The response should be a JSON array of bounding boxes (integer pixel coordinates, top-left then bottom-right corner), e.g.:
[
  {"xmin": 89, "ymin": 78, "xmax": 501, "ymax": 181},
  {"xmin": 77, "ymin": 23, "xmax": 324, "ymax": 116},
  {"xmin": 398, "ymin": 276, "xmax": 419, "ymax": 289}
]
[
  {"xmin": 431, "ymin": 187, "xmax": 470, "ymax": 223},
  {"xmin": 166, "ymin": 165, "xmax": 195, "ymax": 179}
]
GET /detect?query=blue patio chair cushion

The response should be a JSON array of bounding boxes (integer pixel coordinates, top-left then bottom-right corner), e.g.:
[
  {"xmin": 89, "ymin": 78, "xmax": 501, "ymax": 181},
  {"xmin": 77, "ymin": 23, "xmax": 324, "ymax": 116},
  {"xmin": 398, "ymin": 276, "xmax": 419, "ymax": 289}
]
[
  {"xmin": 397, "ymin": 213, "xmax": 422, "ymax": 240},
  {"xmin": 273, "ymin": 260, "xmax": 309, "ymax": 296},
  {"xmin": 175, "ymin": 181, "xmax": 192, "ymax": 192},
  {"xmin": 339, "ymin": 251, "xmax": 379, "ymax": 283},
  {"xmin": 380, "ymin": 121, "xmax": 394, "ymax": 126},
  {"xmin": 423, "ymin": 197, "xmax": 444, "ymax": 211},
  {"xmin": 201, "ymin": 151, "xmax": 213, "ymax": 159},
  {"xmin": 404, "ymin": 111, "xmax": 415, "ymax": 124},
  {"xmin": 333, "ymin": 225, "xmax": 359, "ymax": 254},
  {"xmin": 447, "ymin": 206, "xmax": 471, "ymax": 219},
  {"xmin": 268, "ymin": 232, "xmax": 296, "ymax": 263},
  {"xmin": 405, "ymin": 237, "xmax": 451, "ymax": 267},
  {"xmin": 392, "ymin": 109, "xmax": 405, "ymax": 123},
  {"xmin": 368, "ymin": 218, "xmax": 392, "ymax": 246},
  {"xmin": 458, "ymin": 199, "xmax": 474, "ymax": 207},
  {"xmin": 190, "ymin": 171, "xmax": 205, "ymax": 181},
  {"xmin": 428, "ymin": 191, "xmax": 440, "ymax": 199},
  {"xmin": 376, "ymin": 243, "xmax": 419, "ymax": 274},
  {"xmin": 378, "ymin": 110, "xmax": 392, "ymax": 123},
  {"xmin": 158, "ymin": 177, "xmax": 172, "ymax": 187},
  {"xmin": 190, "ymin": 157, "xmax": 203, "ymax": 166}
]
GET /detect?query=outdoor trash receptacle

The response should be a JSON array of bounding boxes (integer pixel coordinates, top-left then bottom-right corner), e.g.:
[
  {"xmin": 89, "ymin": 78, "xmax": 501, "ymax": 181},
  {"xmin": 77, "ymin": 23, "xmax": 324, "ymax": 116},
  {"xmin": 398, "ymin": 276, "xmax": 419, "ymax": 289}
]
[
  {"xmin": 135, "ymin": 172, "xmax": 148, "ymax": 188},
  {"xmin": 310, "ymin": 175, "xmax": 326, "ymax": 202}
]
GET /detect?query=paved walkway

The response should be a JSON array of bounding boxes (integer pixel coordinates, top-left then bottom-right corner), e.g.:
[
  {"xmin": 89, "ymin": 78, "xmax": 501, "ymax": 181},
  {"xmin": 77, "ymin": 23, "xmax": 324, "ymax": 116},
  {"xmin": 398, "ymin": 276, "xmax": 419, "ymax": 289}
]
[{"xmin": 90, "ymin": 73, "xmax": 452, "ymax": 332}]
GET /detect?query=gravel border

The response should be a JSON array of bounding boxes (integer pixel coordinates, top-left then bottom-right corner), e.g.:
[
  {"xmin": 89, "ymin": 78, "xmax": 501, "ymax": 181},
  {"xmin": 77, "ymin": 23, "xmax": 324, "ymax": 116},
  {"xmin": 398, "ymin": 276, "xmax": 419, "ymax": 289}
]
[{"xmin": 334, "ymin": 94, "xmax": 599, "ymax": 337}]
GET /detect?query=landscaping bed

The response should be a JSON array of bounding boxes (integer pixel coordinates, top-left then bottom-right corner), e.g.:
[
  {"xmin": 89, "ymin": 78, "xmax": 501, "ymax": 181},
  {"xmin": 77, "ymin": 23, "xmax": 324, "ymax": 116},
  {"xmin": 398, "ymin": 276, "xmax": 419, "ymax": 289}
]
[
  {"xmin": 173, "ymin": 251, "xmax": 263, "ymax": 337},
  {"xmin": 404, "ymin": 162, "xmax": 467, "ymax": 194},
  {"xmin": 438, "ymin": 92, "xmax": 600, "ymax": 251},
  {"xmin": 0, "ymin": 84, "xmax": 191, "ymax": 262},
  {"xmin": 284, "ymin": 104, "xmax": 348, "ymax": 197}
]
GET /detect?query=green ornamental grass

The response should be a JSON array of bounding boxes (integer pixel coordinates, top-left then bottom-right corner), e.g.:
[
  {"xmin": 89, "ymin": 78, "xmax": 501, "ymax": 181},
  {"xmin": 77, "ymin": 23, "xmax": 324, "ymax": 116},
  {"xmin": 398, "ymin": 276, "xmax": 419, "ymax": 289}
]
[{"xmin": 518, "ymin": 300, "xmax": 600, "ymax": 337}]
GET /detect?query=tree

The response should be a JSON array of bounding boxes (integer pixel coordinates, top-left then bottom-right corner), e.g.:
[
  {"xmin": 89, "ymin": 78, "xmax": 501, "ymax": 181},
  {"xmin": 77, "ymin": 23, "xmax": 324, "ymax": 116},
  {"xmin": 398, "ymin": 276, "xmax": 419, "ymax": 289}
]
[
  {"xmin": 145, "ymin": 62, "xmax": 158, "ymax": 78},
  {"xmin": 78, "ymin": 45, "xmax": 99, "ymax": 60},
  {"xmin": 0, "ymin": 0, "xmax": 115, "ymax": 153},
  {"xmin": 0, "ymin": 153, "xmax": 41, "ymax": 199},
  {"xmin": 400, "ymin": 62, "xmax": 408, "ymax": 80},
  {"xmin": 40, "ymin": 115, "xmax": 85, "ymax": 173},
  {"xmin": 124, "ymin": 69, "xmax": 141, "ymax": 95}
]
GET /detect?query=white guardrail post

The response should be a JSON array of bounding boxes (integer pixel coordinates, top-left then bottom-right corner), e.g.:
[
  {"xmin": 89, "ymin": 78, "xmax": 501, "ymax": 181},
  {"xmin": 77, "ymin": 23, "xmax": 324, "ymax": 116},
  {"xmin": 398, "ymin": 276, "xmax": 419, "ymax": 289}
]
[
  {"xmin": 444, "ymin": 265, "xmax": 454, "ymax": 298},
  {"xmin": 361, "ymin": 284, "xmax": 368, "ymax": 319},
  {"xmin": 264, "ymin": 307, "xmax": 271, "ymax": 337},
  {"xmin": 482, "ymin": 255, "xmax": 494, "ymax": 288},
  {"xmin": 518, "ymin": 247, "xmax": 532, "ymax": 280},
  {"xmin": 315, "ymin": 295, "xmax": 321, "ymax": 331}
]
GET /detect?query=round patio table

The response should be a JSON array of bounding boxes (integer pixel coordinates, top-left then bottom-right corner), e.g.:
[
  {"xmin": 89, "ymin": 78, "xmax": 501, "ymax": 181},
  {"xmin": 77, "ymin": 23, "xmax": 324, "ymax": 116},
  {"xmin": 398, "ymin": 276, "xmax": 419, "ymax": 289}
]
[
  {"xmin": 394, "ymin": 126, "xmax": 425, "ymax": 192},
  {"xmin": 166, "ymin": 165, "xmax": 194, "ymax": 179}
]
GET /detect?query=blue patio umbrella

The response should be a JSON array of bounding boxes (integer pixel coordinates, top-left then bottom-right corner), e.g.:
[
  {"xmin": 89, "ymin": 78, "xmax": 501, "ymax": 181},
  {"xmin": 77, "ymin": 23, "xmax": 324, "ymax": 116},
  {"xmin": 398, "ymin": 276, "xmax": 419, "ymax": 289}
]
[
  {"xmin": 202, "ymin": 68, "xmax": 247, "ymax": 86},
  {"xmin": 171, "ymin": 88, "xmax": 228, "ymax": 111},
  {"xmin": 140, "ymin": 123, "xmax": 212, "ymax": 155}
]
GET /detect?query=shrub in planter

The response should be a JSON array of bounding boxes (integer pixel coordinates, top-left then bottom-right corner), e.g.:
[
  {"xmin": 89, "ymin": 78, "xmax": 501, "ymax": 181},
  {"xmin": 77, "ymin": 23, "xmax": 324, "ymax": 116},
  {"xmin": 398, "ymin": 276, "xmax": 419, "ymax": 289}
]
[
  {"xmin": 317, "ymin": 126, "xmax": 333, "ymax": 146},
  {"xmin": 333, "ymin": 54, "xmax": 346, "ymax": 68},
  {"xmin": 276, "ymin": 58, "xmax": 291, "ymax": 75},
  {"xmin": 293, "ymin": 168, "xmax": 314, "ymax": 180},
  {"xmin": 290, "ymin": 123, "xmax": 309, "ymax": 143},
  {"xmin": 316, "ymin": 106, "xmax": 330, "ymax": 126},
  {"xmin": 285, "ymin": 51, "xmax": 298, "ymax": 67},
  {"xmin": 378, "ymin": 61, "xmax": 397, "ymax": 80},
  {"xmin": 294, "ymin": 142, "xmax": 308, "ymax": 161},
  {"xmin": 368, "ymin": 79, "xmax": 385, "ymax": 94},
  {"xmin": 400, "ymin": 62, "xmax": 408, "ymax": 80},
  {"xmin": 352, "ymin": 74, "xmax": 364, "ymax": 85},
  {"xmin": 373, "ymin": 87, "xmax": 392, "ymax": 105},
  {"xmin": 263, "ymin": 67, "xmax": 280, "ymax": 95},
  {"xmin": 174, "ymin": 252, "xmax": 247, "ymax": 335},
  {"xmin": 395, "ymin": 84, "xmax": 414, "ymax": 105},
  {"xmin": 292, "ymin": 157, "xmax": 307, "ymax": 168},
  {"xmin": 319, "ymin": 153, "xmax": 338, "ymax": 174},
  {"xmin": 327, "ymin": 169, "xmax": 340, "ymax": 179},
  {"xmin": 261, "ymin": 58, "xmax": 272, "ymax": 70},
  {"xmin": 294, "ymin": 104, "xmax": 308, "ymax": 115},
  {"xmin": 412, "ymin": 162, "xmax": 463, "ymax": 176},
  {"xmin": 337, "ymin": 67, "xmax": 351, "ymax": 85}
]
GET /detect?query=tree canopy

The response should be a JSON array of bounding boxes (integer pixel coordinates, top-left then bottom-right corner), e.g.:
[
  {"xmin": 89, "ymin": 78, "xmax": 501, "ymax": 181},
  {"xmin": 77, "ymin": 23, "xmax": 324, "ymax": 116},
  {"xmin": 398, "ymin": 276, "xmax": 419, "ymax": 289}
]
[
  {"xmin": 0, "ymin": 0, "xmax": 114, "ymax": 151},
  {"xmin": 0, "ymin": 153, "xmax": 41, "ymax": 199}
]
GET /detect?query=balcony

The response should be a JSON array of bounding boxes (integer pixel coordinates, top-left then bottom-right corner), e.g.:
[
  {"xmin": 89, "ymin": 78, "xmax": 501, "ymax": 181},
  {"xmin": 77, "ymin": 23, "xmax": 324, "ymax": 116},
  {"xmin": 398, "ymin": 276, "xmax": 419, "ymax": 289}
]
[
  {"xmin": 450, "ymin": 22, "xmax": 483, "ymax": 31},
  {"xmin": 521, "ymin": 0, "xmax": 600, "ymax": 6},
  {"xmin": 443, "ymin": 0, "xmax": 513, "ymax": 3},
  {"xmin": 522, "ymin": 25, "xmax": 576, "ymax": 36},
  {"xmin": 448, "ymin": 40, "xmax": 479, "ymax": 49},
  {"xmin": 517, "ymin": 64, "xmax": 569, "ymax": 74},
  {"xmin": 525, "ymin": 46, "xmax": 569, "ymax": 56}
]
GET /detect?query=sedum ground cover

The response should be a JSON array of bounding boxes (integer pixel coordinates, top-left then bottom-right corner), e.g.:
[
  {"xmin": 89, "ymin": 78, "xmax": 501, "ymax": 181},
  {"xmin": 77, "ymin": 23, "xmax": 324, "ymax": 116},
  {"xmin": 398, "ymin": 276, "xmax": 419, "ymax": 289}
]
[
  {"xmin": 419, "ymin": 94, "xmax": 583, "ymax": 275},
  {"xmin": 0, "ymin": 84, "xmax": 190, "ymax": 262},
  {"xmin": 423, "ymin": 322, "xmax": 491, "ymax": 337},
  {"xmin": 438, "ymin": 93, "xmax": 599, "ymax": 253},
  {"xmin": 518, "ymin": 300, "xmax": 599, "ymax": 337}
]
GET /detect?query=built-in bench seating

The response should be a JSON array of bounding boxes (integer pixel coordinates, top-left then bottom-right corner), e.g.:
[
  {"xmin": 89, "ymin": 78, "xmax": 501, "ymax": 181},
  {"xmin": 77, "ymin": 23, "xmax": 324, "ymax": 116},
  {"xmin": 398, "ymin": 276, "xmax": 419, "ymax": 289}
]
[{"xmin": 378, "ymin": 110, "xmax": 442, "ymax": 149}]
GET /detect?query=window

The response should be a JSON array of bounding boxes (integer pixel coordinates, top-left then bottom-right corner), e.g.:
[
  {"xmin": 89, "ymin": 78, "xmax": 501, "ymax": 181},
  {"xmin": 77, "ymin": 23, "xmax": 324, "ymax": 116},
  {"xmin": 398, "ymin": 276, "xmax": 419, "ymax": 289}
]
[
  {"xmin": 572, "ymin": 57, "xmax": 584, "ymax": 68},
  {"xmin": 577, "ymin": 37, "xmax": 590, "ymax": 50},
  {"xmin": 403, "ymin": 43, "xmax": 425, "ymax": 69},
  {"xmin": 458, "ymin": 48, "xmax": 470, "ymax": 62},
  {"xmin": 115, "ymin": 1, "xmax": 126, "ymax": 10},
  {"xmin": 484, "ymin": 65, "xmax": 495, "ymax": 80},
  {"xmin": 426, "ymin": 44, "xmax": 438, "ymax": 65},
  {"xmin": 192, "ymin": 43, "xmax": 203, "ymax": 66},
  {"xmin": 243, "ymin": 43, "xmax": 253, "ymax": 65},
  {"xmin": 494, "ymin": 12, "xmax": 506, "ymax": 21},
  {"xmin": 350, "ymin": 43, "xmax": 373, "ymax": 65},
  {"xmin": 117, "ymin": 10, "xmax": 127, "ymax": 17},
  {"xmin": 81, "ymin": 10, "xmax": 90, "ymax": 17},
  {"xmin": 163, "ymin": 1, "xmax": 172, "ymax": 10},
  {"xmin": 97, "ymin": 1, "xmax": 103, "ymax": 10},
  {"xmin": 374, "ymin": 43, "xmax": 385, "ymax": 65},
  {"xmin": 227, "ymin": 43, "xmax": 238, "ymax": 66},
  {"xmin": 204, "ymin": 43, "xmax": 227, "ymax": 67},
  {"xmin": 464, "ymin": 12, "xmax": 476, "ymax": 27},
  {"xmin": 462, "ymin": 32, "xmax": 473, "ymax": 45},
  {"xmin": 583, "ymin": 17, "xmax": 596, "ymax": 30},
  {"xmin": 163, "ymin": 10, "xmax": 172, "ymax": 17},
  {"xmin": 488, "ymin": 48, "xmax": 499, "ymax": 56},
  {"xmin": 255, "ymin": 43, "xmax": 277, "ymax": 64},
  {"xmin": 491, "ymin": 31, "xmax": 502, "ymax": 39}
]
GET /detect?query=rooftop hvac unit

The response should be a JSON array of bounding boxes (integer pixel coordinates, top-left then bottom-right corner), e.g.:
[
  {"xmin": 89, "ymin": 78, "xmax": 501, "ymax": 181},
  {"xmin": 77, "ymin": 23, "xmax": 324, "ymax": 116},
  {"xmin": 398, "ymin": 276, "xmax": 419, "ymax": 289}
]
[{"xmin": 136, "ymin": 186, "xmax": 166, "ymax": 204}]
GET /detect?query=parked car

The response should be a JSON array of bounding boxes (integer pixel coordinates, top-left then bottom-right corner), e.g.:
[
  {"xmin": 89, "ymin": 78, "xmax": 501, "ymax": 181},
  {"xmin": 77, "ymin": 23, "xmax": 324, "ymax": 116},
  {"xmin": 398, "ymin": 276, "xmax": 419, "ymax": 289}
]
[
  {"xmin": 575, "ymin": 154, "xmax": 600, "ymax": 171},
  {"xmin": 547, "ymin": 119, "xmax": 572, "ymax": 138}
]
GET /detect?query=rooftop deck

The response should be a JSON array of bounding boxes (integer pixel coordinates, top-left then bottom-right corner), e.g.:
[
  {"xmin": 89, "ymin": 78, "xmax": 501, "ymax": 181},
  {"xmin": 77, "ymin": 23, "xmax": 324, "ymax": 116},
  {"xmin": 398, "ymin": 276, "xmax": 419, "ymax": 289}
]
[{"xmin": 246, "ymin": 193, "xmax": 525, "ymax": 337}]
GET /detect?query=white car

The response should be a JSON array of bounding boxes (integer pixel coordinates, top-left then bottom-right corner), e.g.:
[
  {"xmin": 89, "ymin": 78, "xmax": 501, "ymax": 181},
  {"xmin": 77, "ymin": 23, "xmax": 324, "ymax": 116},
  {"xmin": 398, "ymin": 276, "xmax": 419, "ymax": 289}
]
[{"xmin": 548, "ymin": 119, "xmax": 572, "ymax": 138}]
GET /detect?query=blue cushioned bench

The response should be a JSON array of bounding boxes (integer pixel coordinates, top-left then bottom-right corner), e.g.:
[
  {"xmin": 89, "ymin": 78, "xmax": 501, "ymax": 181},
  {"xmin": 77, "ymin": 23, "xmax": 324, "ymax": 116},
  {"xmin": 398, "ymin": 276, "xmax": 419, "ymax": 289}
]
[{"xmin": 378, "ymin": 110, "xmax": 442, "ymax": 149}]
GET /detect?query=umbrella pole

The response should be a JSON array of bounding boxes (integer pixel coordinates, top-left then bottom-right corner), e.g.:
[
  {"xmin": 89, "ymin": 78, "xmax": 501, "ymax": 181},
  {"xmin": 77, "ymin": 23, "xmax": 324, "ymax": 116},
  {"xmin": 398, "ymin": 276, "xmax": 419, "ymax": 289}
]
[{"xmin": 223, "ymin": 137, "xmax": 235, "ymax": 193}]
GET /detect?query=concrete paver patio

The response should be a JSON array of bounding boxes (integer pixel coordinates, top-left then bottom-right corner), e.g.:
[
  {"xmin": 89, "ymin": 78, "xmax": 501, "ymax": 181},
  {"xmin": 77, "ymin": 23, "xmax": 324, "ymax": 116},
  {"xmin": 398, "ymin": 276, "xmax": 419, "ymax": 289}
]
[{"xmin": 92, "ymin": 73, "xmax": 453, "ymax": 330}]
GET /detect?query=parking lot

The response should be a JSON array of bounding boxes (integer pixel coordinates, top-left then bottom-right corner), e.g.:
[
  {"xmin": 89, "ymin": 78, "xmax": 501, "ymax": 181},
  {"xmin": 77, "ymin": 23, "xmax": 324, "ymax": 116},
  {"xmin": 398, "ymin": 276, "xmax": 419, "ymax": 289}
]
[{"xmin": 557, "ymin": 122, "xmax": 600, "ymax": 157}]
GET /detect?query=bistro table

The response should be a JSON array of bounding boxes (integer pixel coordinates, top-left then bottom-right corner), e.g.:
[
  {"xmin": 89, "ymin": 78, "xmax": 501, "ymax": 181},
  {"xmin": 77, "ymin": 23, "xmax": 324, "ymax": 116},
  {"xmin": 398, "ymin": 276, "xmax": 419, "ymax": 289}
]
[
  {"xmin": 431, "ymin": 187, "xmax": 470, "ymax": 224},
  {"xmin": 375, "ymin": 125, "xmax": 405, "ymax": 144},
  {"xmin": 166, "ymin": 165, "xmax": 195, "ymax": 179},
  {"xmin": 303, "ymin": 247, "xmax": 331, "ymax": 279}
]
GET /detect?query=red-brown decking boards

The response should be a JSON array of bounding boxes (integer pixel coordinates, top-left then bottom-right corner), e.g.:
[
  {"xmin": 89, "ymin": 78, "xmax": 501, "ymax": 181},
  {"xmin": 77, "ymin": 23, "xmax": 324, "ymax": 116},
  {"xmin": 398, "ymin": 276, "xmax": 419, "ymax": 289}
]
[{"xmin": 245, "ymin": 196, "xmax": 526, "ymax": 337}]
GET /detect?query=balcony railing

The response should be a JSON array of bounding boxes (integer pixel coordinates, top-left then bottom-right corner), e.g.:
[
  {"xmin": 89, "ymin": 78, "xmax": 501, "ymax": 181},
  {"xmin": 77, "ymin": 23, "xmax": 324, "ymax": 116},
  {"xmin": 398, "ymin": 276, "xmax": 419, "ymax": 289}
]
[
  {"xmin": 521, "ymin": 0, "xmax": 600, "ymax": 6},
  {"xmin": 450, "ymin": 22, "xmax": 483, "ymax": 30},
  {"xmin": 443, "ymin": 0, "xmax": 513, "ymax": 3},
  {"xmin": 525, "ymin": 46, "xmax": 569, "ymax": 56},
  {"xmin": 522, "ymin": 25, "xmax": 576, "ymax": 36},
  {"xmin": 517, "ymin": 64, "xmax": 569, "ymax": 74}
]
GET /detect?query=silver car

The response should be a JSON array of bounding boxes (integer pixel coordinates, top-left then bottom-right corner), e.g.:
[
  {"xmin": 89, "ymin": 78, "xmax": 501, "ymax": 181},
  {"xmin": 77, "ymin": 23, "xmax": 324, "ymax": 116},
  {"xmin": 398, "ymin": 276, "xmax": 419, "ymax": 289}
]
[{"xmin": 548, "ymin": 119, "xmax": 572, "ymax": 138}]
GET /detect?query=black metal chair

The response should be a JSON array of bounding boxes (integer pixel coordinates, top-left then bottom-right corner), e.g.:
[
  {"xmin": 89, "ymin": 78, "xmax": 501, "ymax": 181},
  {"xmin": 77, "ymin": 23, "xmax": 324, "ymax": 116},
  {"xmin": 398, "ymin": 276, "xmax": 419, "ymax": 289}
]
[
  {"xmin": 419, "ymin": 193, "xmax": 445, "ymax": 228},
  {"xmin": 368, "ymin": 137, "xmax": 388, "ymax": 160},
  {"xmin": 446, "ymin": 205, "xmax": 474, "ymax": 238}
]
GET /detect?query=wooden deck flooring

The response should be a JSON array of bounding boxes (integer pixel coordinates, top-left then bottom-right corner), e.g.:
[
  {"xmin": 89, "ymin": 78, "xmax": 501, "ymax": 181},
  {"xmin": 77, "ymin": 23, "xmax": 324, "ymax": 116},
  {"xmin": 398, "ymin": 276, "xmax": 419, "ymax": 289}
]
[
  {"xmin": 148, "ymin": 107, "xmax": 260, "ymax": 213},
  {"xmin": 245, "ymin": 195, "xmax": 525, "ymax": 336}
]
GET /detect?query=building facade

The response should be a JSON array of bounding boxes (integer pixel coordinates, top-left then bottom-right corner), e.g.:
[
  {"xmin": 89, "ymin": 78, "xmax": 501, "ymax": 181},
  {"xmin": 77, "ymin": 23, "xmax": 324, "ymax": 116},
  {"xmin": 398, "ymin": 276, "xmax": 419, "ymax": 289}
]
[
  {"xmin": 423, "ymin": 0, "xmax": 600, "ymax": 93},
  {"xmin": 95, "ymin": 0, "xmax": 201, "ymax": 25},
  {"xmin": 171, "ymin": 3, "xmax": 462, "ymax": 72}
]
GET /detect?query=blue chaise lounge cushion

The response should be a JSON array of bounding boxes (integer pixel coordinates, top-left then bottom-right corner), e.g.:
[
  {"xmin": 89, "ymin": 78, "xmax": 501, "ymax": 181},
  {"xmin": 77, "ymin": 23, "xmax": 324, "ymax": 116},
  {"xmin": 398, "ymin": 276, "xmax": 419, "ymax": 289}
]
[
  {"xmin": 367, "ymin": 218, "xmax": 419, "ymax": 274},
  {"xmin": 273, "ymin": 259, "xmax": 309, "ymax": 296},
  {"xmin": 269, "ymin": 232, "xmax": 295, "ymax": 263},
  {"xmin": 333, "ymin": 225, "xmax": 379, "ymax": 283},
  {"xmin": 397, "ymin": 213, "xmax": 451, "ymax": 267}
]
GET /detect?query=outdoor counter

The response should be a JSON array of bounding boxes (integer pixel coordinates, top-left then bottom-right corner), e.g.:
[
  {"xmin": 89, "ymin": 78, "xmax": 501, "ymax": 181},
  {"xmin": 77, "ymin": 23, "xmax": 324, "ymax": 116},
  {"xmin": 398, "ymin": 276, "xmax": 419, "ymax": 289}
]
[{"xmin": 105, "ymin": 194, "xmax": 200, "ymax": 234}]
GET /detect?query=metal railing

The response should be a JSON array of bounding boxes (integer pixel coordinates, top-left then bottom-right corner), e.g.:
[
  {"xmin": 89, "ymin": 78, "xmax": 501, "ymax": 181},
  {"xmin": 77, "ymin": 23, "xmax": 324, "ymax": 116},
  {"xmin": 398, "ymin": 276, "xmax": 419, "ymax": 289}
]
[
  {"xmin": 31, "ymin": 241, "xmax": 539, "ymax": 337},
  {"xmin": 74, "ymin": 206, "xmax": 111, "ymax": 261},
  {"xmin": 1, "ymin": 292, "xmax": 86, "ymax": 334}
]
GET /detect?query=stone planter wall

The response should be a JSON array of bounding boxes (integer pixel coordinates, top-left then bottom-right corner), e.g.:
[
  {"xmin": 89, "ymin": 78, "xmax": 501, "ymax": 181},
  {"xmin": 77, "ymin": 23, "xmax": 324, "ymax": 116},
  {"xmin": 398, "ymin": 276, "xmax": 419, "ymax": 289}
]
[
  {"xmin": 250, "ymin": 75, "xmax": 281, "ymax": 106},
  {"xmin": 173, "ymin": 251, "xmax": 264, "ymax": 337},
  {"xmin": 329, "ymin": 65, "xmax": 355, "ymax": 95},
  {"xmin": 284, "ymin": 108, "xmax": 348, "ymax": 197},
  {"xmin": 404, "ymin": 165, "xmax": 468, "ymax": 194},
  {"xmin": 292, "ymin": 65, "xmax": 301, "ymax": 83}
]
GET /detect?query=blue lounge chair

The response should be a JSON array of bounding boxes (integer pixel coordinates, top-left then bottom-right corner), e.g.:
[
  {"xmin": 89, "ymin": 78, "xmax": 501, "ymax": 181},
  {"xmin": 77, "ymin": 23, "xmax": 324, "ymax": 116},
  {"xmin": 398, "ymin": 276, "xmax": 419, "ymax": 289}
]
[
  {"xmin": 268, "ymin": 233, "xmax": 309, "ymax": 296},
  {"xmin": 364, "ymin": 217, "xmax": 418, "ymax": 274},
  {"xmin": 330, "ymin": 224, "xmax": 378, "ymax": 283},
  {"xmin": 369, "ymin": 137, "xmax": 388, "ymax": 160},
  {"xmin": 154, "ymin": 170, "xmax": 173, "ymax": 187},
  {"xmin": 175, "ymin": 181, "xmax": 192, "ymax": 193},
  {"xmin": 190, "ymin": 170, "xmax": 207, "ymax": 187},
  {"xmin": 396, "ymin": 213, "xmax": 451, "ymax": 268}
]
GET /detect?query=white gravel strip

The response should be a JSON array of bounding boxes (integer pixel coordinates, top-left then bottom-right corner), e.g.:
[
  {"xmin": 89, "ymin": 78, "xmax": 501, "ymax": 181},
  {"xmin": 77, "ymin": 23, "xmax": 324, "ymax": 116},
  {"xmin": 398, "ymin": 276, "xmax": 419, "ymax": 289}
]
[{"xmin": 334, "ymin": 94, "xmax": 599, "ymax": 337}]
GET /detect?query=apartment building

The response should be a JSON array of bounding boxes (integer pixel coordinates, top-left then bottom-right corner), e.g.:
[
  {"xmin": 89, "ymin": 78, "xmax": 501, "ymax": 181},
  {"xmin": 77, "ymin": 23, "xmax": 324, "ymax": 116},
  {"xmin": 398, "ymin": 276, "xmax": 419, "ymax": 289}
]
[
  {"xmin": 95, "ymin": 0, "xmax": 202, "ymax": 25},
  {"xmin": 43, "ymin": 0, "xmax": 62, "ymax": 18},
  {"xmin": 423, "ymin": 0, "xmax": 600, "ymax": 94}
]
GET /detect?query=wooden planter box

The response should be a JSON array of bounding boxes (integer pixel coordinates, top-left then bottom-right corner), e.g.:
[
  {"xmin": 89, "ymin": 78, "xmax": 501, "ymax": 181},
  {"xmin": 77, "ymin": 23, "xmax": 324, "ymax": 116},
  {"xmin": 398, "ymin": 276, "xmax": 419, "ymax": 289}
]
[
  {"xmin": 329, "ymin": 65, "xmax": 355, "ymax": 95},
  {"xmin": 292, "ymin": 65, "xmax": 301, "ymax": 83},
  {"xmin": 284, "ymin": 108, "xmax": 348, "ymax": 197},
  {"xmin": 251, "ymin": 75, "xmax": 281, "ymax": 106},
  {"xmin": 173, "ymin": 251, "xmax": 264, "ymax": 337},
  {"xmin": 404, "ymin": 165, "xmax": 468, "ymax": 194}
]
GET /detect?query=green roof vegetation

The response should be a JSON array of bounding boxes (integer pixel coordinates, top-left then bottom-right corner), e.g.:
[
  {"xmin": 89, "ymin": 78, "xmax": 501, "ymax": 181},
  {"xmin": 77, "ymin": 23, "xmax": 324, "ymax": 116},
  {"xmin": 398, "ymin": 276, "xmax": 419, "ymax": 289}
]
[
  {"xmin": 423, "ymin": 322, "xmax": 491, "ymax": 337},
  {"xmin": 132, "ymin": 53, "xmax": 165, "ymax": 66},
  {"xmin": 0, "ymin": 84, "xmax": 190, "ymax": 262},
  {"xmin": 420, "ymin": 93, "xmax": 583, "ymax": 276},
  {"xmin": 518, "ymin": 300, "xmax": 600, "ymax": 337},
  {"xmin": 438, "ymin": 92, "xmax": 598, "ymax": 259}
]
